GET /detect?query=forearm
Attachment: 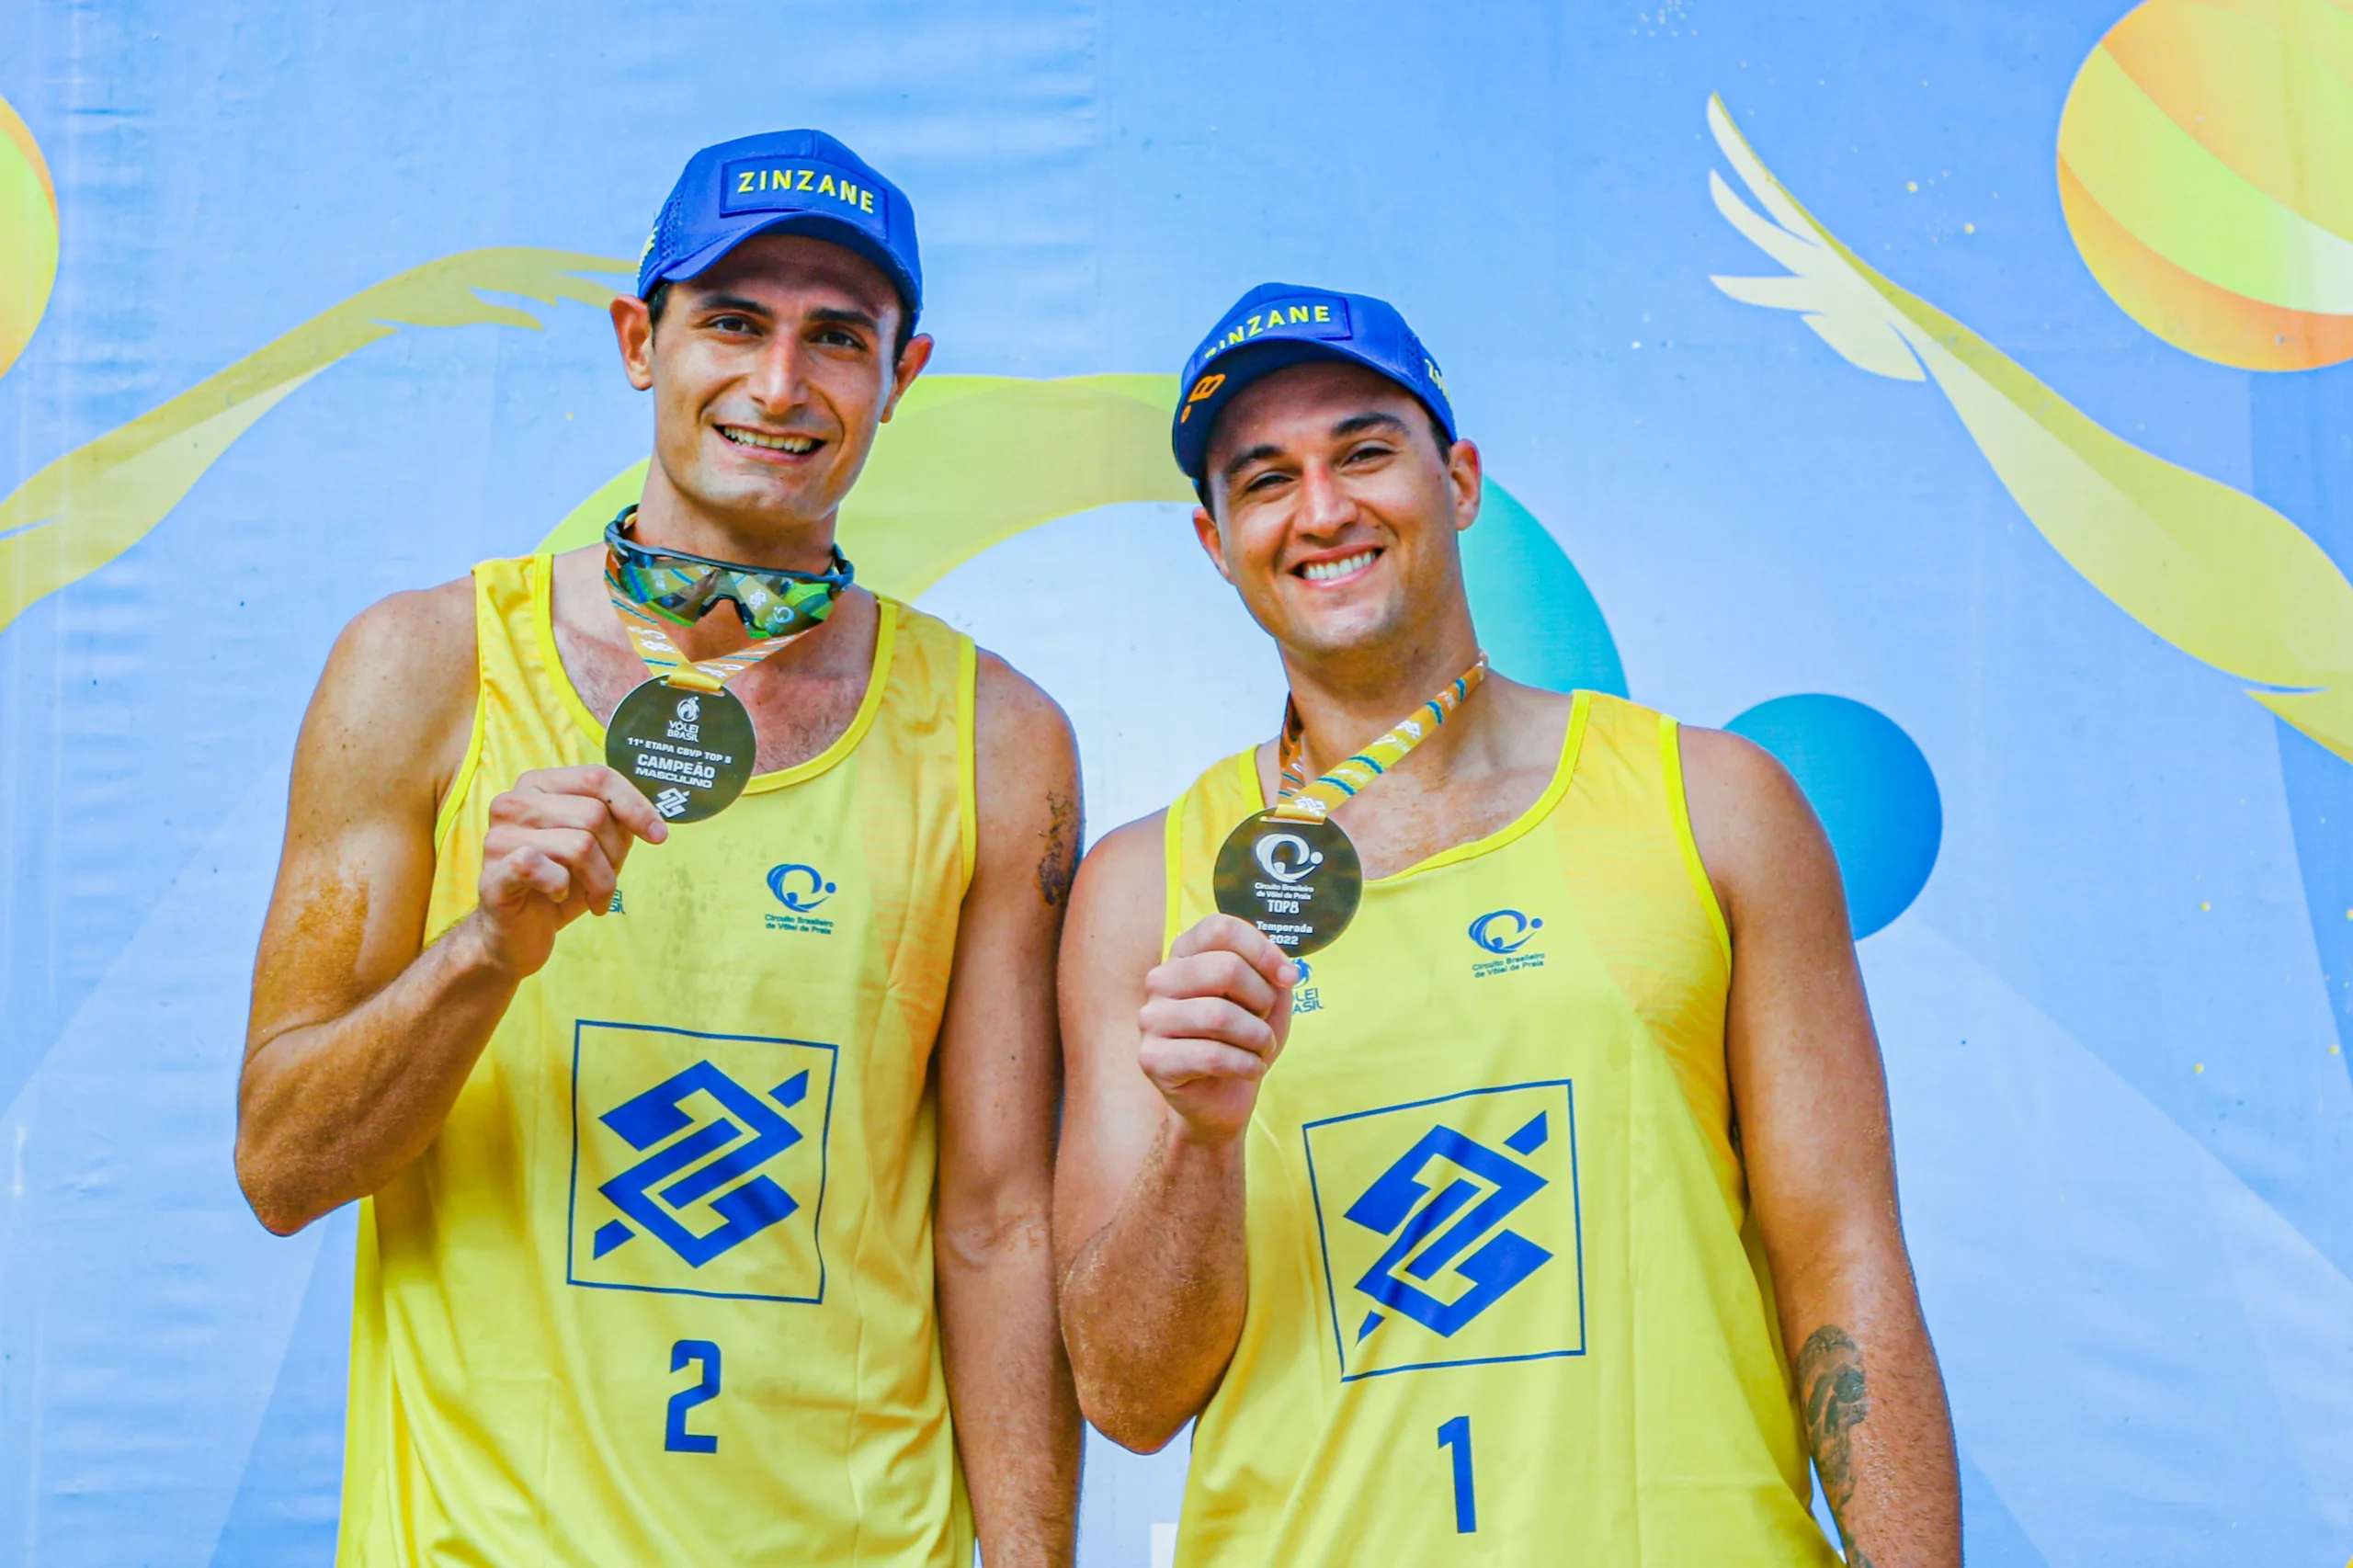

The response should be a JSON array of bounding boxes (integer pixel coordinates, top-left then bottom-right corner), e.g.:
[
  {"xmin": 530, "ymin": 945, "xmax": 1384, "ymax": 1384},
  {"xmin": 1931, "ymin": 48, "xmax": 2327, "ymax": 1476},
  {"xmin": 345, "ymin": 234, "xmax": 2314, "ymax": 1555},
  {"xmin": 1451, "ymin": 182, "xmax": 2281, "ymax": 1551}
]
[
  {"xmin": 236, "ymin": 910, "xmax": 519, "ymax": 1233},
  {"xmin": 1779, "ymin": 1250, "xmax": 1960, "ymax": 1568},
  {"xmin": 938, "ymin": 1201, "xmax": 1081, "ymax": 1568},
  {"xmin": 1058, "ymin": 1118, "xmax": 1248, "ymax": 1451}
]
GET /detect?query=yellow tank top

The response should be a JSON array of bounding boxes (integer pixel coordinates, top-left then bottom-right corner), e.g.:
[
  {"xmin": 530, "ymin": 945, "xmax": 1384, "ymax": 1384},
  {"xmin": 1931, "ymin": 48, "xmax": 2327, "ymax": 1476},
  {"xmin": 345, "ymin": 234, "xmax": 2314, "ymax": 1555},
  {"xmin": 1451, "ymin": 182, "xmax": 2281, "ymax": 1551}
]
[
  {"xmin": 338, "ymin": 554, "xmax": 979, "ymax": 1566},
  {"xmin": 1163, "ymin": 691, "xmax": 1837, "ymax": 1567}
]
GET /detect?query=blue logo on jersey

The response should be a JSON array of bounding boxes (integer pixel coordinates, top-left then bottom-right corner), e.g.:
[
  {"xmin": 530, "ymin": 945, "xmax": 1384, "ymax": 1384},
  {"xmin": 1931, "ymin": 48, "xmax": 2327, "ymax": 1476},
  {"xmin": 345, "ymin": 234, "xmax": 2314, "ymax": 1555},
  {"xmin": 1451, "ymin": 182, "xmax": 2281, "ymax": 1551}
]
[
  {"xmin": 591, "ymin": 1061, "xmax": 809, "ymax": 1267},
  {"xmin": 1467, "ymin": 909, "xmax": 1542, "ymax": 954},
  {"xmin": 1343, "ymin": 1115, "xmax": 1554, "ymax": 1341},
  {"xmin": 767, "ymin": 863, "xmax": 837, "ymax": 912},
  {"xmin": 1291, "ymin": 958, "xmax": 1324, "ymax": 1014},
  {"xmin": 1302, "ymin": 1080, "xmax": 1583, "ymax": 1381}
]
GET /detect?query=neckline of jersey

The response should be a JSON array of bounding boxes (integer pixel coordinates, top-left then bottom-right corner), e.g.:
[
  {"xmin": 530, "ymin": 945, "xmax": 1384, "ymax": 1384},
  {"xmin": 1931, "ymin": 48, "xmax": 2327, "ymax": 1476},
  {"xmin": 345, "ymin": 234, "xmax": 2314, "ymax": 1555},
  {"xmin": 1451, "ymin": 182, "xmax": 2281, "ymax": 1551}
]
[
  {"xmin": 531, "ymin": 551, "xmax": 899, "ymax": 795},
  {"xmin": 1245, "ymin": 687, "xmax": 1593, "ymax": 887}
]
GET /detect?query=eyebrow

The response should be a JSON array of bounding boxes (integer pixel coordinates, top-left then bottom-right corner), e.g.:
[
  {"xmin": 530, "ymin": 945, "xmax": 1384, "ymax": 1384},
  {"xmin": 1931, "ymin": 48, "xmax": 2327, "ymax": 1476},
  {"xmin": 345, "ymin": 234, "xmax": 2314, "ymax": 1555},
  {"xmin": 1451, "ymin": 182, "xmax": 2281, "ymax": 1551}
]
[
  {"xmin": 806, "ymin": 305, "xmax": 884, "ymax": 335},
  {"xmin": 1219, "ymin": 410, "xmax": 1412, "ymax": 483},
  {"xmin": 690, "ymin": 297, "xmax": 885, "ymax": 335},
  {"xmin": 1221, "ymin": 442, "xmax": 1284, "ymax": 483},
  {"xmin": 694, "ymin": 292, "xmax": 775, "ymax": 320}
]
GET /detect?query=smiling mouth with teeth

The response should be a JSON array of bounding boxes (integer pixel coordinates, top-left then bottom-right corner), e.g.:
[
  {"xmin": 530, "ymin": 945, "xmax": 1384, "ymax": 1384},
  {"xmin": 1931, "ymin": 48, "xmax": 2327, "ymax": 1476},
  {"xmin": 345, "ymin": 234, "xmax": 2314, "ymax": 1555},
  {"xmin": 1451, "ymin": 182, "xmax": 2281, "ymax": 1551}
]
[
  {"xmin": 1298, "ymin": 550, "xmax": 1380, "ymax": 584},
  {"xmin": 720, "ymin": 425, "xmax": 822, "ymax": 456}
]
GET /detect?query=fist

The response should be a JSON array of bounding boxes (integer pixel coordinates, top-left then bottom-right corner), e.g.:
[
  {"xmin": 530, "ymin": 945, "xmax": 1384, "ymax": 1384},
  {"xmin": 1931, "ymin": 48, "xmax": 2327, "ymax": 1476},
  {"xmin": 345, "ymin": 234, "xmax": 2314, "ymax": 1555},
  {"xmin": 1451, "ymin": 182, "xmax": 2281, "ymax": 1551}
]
[
  {"xmin": 1138, "ymin": 915, "xmax": 1301, "ymax": 1146},
  {"xmin": 471, "ymin": 766, "xmax": 666, "ymax": 978}
]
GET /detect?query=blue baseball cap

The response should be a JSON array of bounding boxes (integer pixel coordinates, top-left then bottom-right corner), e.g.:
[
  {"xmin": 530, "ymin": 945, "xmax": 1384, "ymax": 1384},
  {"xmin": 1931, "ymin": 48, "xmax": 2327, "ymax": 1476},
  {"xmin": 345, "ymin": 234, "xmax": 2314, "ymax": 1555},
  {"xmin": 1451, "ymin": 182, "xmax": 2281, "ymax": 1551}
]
[
  {"xmin": 1172, "ymin": 282, "xmax": 1456, "ymax": 483},
  {"xmin": 637, "ymin": 130, "xmax": 921, "ymax": 325}
]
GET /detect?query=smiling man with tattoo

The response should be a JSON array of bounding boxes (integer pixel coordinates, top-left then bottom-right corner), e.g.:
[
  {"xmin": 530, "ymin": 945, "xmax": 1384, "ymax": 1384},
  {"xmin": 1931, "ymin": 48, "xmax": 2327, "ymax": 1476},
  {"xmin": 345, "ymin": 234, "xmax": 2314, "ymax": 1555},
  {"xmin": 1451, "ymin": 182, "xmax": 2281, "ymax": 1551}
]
[
  {"xmin": 236, "ymin": 131, "xmax": 1080, "ymax": 1565},
  {"xmin": 1055, "ymin": 283, "xmax": 1960, "ymax": 1565}
]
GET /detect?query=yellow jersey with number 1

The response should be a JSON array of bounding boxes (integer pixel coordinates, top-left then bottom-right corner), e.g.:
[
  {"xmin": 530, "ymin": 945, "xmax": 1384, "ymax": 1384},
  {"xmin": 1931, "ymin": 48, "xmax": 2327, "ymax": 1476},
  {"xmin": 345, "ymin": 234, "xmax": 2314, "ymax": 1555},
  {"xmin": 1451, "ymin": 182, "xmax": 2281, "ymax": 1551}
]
[
  {"xmin": 1164, "ymin": 690, "xmax": 1839, "ymax": 1567},
  {"xmin": 336, "ymin": 554, "xmax": 979, "ymax": 1566}
]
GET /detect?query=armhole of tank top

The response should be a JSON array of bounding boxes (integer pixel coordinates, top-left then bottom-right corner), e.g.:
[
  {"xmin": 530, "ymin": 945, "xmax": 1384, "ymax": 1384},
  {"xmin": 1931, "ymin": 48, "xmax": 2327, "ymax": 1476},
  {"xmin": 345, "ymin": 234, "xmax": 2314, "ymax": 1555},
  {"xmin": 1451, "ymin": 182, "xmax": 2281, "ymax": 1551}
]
[
  {"xmin": 430, "ymin": 564, "xmax": 491, "ymax": 856},
  {"xmin": 1160, "ymin": 799, "xmax": 1187, "ymax": 962},
  {"xmin": 1660, "ymin": 712, "xmax": 1733, "ymax": 966},
  {"xmin": 1236, "ymin": 742, "xmax": 1268, "ymax": 809},
  {"xmin": 956, "ymin": 632, "xmax": 979, "ymax": 895}
]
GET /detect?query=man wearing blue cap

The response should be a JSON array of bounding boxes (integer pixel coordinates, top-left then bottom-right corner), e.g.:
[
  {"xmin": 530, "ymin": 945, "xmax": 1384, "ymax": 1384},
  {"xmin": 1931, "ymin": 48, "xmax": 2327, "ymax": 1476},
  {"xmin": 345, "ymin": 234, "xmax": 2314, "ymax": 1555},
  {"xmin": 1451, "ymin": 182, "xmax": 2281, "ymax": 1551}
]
[
  {"xmin": 1055, "ymin": 284, "xmax": 1959, "ymax": 1565},
  {"xmin": 238, "ymin": 132, "xmax": 1079, "ymax": 1564}
]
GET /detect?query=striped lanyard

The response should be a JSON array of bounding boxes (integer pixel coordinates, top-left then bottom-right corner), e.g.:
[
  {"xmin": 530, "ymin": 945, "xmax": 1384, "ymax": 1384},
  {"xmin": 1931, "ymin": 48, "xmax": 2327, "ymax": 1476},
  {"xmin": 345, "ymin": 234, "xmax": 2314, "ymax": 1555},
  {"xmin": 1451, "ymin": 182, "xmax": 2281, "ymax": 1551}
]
[{"xmin": 1270, "ymin": 653, "xmax": 1491, "ymax": 824}]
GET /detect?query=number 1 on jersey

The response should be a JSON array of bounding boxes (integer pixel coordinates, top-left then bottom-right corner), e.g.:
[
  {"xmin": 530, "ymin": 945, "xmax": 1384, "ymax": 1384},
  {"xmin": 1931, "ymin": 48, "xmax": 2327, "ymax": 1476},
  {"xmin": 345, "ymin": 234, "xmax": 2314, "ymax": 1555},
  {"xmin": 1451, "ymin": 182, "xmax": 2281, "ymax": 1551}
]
[
  {"xmin": 667, "ymin": 1340, "xmax": 722, "ymax": 1454},
  {"xmin": 1438, "ymin": 1415, "xmax": 1476, "ymax": 1533}
]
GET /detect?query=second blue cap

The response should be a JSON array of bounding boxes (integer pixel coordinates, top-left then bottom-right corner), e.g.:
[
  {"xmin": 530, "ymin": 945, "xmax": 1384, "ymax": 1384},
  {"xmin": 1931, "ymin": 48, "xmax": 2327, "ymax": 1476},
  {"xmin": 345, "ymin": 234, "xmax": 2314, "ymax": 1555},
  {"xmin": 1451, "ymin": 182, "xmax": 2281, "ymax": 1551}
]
[
  {"xmin": 1172, "ymin": 282, "xmax": 1455, "ymax": 482},
  {"xmin": 637, "ymin": 130, "xmax": 921, "ymax": 324}
]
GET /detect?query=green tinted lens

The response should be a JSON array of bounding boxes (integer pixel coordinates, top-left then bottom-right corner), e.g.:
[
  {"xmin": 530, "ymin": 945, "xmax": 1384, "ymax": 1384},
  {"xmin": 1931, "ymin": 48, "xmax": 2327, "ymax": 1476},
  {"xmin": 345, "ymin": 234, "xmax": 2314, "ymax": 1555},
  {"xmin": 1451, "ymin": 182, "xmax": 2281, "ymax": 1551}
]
[
  {"xmin": 612, "ymin": 554, "xmax": 838, "ymax": 636},
  {"xmin": 611, "ymin": 557, "xmax": 715, "ymax": 625},
  {"xmin": 605, "ymin": 511, "xmax": 851, "ymax": 636}
]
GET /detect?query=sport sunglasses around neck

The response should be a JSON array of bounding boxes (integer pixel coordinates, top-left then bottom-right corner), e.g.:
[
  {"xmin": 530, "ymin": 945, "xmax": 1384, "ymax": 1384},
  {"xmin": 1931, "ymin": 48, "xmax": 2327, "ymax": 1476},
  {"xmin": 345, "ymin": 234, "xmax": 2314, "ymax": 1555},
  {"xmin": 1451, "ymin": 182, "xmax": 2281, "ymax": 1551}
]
[{"xmin": 603, "ymin": 506, "xmax": 855, "ymax": 639}]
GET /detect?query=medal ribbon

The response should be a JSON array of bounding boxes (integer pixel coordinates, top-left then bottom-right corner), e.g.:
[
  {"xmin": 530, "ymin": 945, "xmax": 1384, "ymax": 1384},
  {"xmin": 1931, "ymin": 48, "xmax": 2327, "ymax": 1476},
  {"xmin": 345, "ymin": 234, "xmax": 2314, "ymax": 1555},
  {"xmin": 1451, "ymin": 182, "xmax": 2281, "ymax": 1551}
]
[{"xmin": 1270, "ymin": 653, "xmax": 1491, "ymax": 823}]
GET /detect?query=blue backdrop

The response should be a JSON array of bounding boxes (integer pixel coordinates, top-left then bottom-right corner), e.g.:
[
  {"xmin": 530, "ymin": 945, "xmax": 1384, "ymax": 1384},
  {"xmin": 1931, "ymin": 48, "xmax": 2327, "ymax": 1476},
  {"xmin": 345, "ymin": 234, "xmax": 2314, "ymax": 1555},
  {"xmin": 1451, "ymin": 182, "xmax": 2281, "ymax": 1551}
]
[{"xmin": 4, "ymin": 3, "xmax": 2350, "ymax": 1564}]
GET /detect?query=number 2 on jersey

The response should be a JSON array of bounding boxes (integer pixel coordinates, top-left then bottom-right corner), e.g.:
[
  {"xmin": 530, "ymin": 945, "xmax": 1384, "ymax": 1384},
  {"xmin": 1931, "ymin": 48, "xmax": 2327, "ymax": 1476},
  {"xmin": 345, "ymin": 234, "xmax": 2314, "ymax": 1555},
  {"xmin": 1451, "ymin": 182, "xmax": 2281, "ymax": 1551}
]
[
  {"xmin": 667, "ymin": 1340, "xmax": 722, "ymax": 1454},
  {"xmin": 1438, "ymin": 1415, "xmax": 1476, "ymax": 1533}
]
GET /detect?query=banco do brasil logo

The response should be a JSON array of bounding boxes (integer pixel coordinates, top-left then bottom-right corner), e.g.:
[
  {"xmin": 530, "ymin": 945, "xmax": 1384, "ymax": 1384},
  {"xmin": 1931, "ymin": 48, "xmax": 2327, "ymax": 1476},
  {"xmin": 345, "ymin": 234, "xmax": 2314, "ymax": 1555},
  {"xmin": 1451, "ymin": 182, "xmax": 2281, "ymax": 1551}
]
[
  {"xmin": 1345, "ymin": 1118, "xmax": 1552, "ymax": 1338},
  {"xmin": 1303, "ymin": 1081, "xmax": 1584, "ymax": 1380},
  {"xmin": 591, "ymin": 1061, "xmax": 807, "ymax": 1267},
  {"xmin": 570, "ymin": 1022, "xmax": 839, "ymax": 1305}
]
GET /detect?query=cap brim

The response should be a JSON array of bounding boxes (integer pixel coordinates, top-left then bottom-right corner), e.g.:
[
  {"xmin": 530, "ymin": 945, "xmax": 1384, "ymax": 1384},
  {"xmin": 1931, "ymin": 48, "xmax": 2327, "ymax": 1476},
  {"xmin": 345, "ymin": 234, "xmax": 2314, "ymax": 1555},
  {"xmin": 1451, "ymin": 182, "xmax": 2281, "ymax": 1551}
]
[
  {"xmin": 1174, "ymin": 337, "xmax": 1401, "ymax": 481},
  {"xmin": 646, "ymin": 212, "xmax": 920, "ymax": 321}
]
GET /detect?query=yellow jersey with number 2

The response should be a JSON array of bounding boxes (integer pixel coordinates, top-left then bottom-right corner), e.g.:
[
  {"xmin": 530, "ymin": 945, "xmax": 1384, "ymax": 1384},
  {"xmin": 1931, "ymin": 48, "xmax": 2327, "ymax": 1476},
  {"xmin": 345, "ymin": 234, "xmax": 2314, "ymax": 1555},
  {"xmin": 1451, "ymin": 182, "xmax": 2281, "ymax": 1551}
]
[
  {"xmin": 1163, "ymin": 690, "xmax": 1839, "ymax": 1567},
  {"xmin": 336, "ymin": 554, "xmax": 978, "ymax": 1567}
]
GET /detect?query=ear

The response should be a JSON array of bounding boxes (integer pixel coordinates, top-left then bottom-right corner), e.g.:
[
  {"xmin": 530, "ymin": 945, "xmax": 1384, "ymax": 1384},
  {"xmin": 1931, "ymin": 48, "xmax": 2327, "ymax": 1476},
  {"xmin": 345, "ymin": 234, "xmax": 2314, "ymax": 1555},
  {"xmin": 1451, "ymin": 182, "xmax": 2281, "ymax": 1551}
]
[
  {"xmin": 881, "ymin": 333, "xmax": 935, "ymax": 423},
  {"xmin": 611, "ymin": 295, "xmax": 655, "ymax": 392},
  {"xmin": 1190, "ymin": 501, "xmax": 1237, "ymax": 585},
  {"xmin": 1446, "ymin": 437, "xmax": 1483, "ymax": 534}
]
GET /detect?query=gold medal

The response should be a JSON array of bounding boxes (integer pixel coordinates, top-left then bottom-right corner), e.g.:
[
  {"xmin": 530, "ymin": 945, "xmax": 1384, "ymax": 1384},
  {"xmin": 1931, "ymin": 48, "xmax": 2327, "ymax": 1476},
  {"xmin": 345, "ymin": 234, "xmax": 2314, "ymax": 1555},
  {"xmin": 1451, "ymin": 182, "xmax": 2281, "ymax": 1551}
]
[
  {"xmin": 1212, "ymin": 655, "xmax": 1489, "ymax": 954},
  {"xmin": 605, "ymin": 680, "xmax": 756, "ymax": 824},
  {"xmin": 1211, "ymin": 812, "xmax": 1363, "ymax": 957}
]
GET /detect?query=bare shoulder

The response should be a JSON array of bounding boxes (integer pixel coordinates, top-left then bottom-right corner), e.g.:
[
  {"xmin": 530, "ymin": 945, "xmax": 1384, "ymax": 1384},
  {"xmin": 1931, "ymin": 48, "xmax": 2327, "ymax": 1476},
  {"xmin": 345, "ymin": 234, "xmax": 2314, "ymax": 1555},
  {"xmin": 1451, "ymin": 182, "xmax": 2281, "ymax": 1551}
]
[
  {"xmin": 1678, "ymin": 724, "xmax": 1812, "ymax": 826},
  {"xmin": 340, "ymin": 574, "xmax": 473, "ymax": 662},
  {"xmin": 1076, "ymin": 810, "xmax": 1165, "ymax": 886},
  {"xmin": 1677, "ymin": 724, "xmax": 1845, "ymax": 932},
  {"xmin": 966, "ymin": 649, "xmax": 1081, "ymax": 905},
  {"xmin": 1065, "ymin": 811, "xmax": 1169, "ymax": 958},
  {"xmin": 298, "ymin": 576, "xmax": 478, "ymax": 815},
  {"xmin": 1486, "ymin": 676, "xmax": 1574, "ymax": 742},
  {"xmin": 973, "ymin": 646, "xmax": 1075, "ymax": 751},
  {"xmin": 325, "ymin": 577, "xmax": 475, "ymax": 733},
  {"xmin": 970, "ymin": 649, "xmax": 1079, "ymax": 827}
]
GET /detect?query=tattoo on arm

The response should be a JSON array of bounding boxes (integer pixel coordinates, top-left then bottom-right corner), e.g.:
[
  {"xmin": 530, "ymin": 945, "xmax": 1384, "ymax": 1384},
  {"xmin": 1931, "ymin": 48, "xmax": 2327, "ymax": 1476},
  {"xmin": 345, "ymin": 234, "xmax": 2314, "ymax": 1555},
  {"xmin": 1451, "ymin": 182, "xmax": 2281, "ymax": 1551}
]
[
  {"xmin": 1036, "ymin": 790, "xmax": 1079, "ymax": 908},
  {"xmin": 1797, "ymin": 1324, "xmax": 1870, "ymax": 1556}
]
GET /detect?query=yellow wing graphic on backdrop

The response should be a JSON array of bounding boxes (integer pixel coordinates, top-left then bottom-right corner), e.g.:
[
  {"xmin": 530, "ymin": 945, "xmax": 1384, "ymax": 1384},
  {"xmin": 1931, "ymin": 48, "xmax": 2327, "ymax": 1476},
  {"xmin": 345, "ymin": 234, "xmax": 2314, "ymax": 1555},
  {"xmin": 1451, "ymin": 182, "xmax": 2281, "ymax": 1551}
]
[
  {"xmin": 1706, "ymin": 95, "xmax": 2353, "ymax": 763},
  {"xmin": 0, "ymin": 245, "xmax": 1189, "ymax": 634},
  {"xmin": 0, "ymin": 87, "xmax": 1192, "ymax": 633},
  {"xmin": 0, "ymin": 249, "xmax": 630, "ymax": 636}
]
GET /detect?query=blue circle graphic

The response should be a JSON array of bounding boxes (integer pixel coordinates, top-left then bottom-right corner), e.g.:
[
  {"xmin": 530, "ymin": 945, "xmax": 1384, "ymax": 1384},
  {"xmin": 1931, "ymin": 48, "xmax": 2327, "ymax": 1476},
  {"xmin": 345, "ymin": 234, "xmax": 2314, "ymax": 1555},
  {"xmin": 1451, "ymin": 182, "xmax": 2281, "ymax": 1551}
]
[
  {"xmin": 1723, "ymin": 695, "xmax": 1941, "ymax": 939},
  {"xmin": 1463, "ymin": 482, "xmax": 1627, "ymax": 699}
]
